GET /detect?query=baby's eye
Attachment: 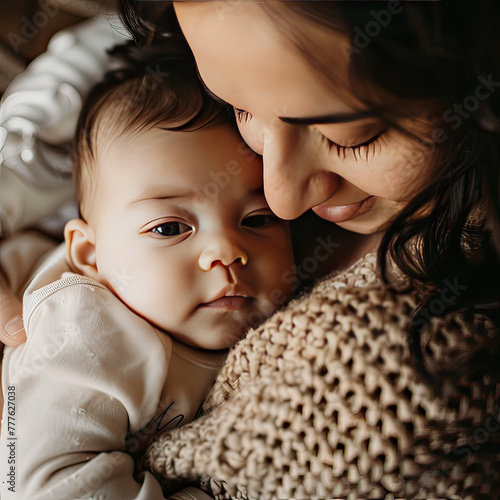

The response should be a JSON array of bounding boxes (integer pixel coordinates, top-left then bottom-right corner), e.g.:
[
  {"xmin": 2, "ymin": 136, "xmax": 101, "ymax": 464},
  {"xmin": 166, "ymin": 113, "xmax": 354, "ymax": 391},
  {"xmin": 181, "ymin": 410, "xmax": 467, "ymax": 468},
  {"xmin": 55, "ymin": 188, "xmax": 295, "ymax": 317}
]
[
  {"xmin": 150, "ymin": 221, "xmax": 192, "ymax": 237},
  {"xmin": 242, "ymin": 212, "xmax": 279, "ymax": 228}
]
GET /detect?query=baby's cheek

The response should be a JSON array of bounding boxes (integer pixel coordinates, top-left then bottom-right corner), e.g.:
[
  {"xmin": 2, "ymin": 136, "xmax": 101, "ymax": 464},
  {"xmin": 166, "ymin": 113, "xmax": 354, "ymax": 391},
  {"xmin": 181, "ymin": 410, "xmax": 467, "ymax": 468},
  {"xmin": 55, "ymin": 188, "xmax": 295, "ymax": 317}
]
[
  {"xmin": 268, "ymin": 254, "xmax": 296, "ymax": 305},
  {"xmin": 108, "ymin": 267, "xmax": 138, "ymax": 297}
]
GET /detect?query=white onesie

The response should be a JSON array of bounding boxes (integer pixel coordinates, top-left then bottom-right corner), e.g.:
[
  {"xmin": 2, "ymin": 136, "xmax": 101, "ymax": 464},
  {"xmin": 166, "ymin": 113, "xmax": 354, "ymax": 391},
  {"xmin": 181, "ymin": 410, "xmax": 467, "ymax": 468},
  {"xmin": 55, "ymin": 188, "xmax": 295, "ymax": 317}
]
[{"xmin": 0, "ymin": 235, "xmax": 226, "ymax": 499}]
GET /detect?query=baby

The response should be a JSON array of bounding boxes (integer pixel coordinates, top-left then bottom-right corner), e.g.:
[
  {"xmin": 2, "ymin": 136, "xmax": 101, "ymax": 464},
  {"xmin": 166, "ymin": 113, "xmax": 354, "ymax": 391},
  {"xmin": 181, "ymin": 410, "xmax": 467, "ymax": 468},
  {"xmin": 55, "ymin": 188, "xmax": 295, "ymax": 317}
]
[{"xmin": 0, "ymin": 44, "xmax": 295, "ymax": 499}]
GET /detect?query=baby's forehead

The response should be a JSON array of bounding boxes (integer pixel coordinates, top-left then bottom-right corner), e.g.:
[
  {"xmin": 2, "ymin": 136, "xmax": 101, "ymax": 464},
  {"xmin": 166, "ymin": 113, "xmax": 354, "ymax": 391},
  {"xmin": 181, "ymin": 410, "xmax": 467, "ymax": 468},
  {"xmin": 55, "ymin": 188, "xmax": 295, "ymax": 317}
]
[{"xmin": 94, "ymin": 123, "xmax": 264, "ymax": 200}]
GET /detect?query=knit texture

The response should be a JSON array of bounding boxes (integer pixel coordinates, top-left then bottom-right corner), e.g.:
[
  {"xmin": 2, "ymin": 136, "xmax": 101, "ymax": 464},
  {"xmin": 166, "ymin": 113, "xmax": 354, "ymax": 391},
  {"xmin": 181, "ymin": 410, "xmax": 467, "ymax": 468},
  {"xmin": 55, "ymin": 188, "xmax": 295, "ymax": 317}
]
[{"xmin": 143, "ymin": 252, "xmax": 500, "ymax": 499}]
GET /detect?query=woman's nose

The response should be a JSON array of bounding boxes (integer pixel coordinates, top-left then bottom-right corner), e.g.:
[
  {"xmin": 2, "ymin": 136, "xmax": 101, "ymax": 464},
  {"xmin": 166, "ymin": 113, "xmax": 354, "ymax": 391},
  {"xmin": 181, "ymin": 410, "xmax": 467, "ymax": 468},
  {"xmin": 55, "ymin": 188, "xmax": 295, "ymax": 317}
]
[
  {"xmin": 261, "ymin": 123, "xmax": 340, "ymax": 220},
  {"xmin": 198, "ymin": 235, "xmax": 248, "ymax": 271}
]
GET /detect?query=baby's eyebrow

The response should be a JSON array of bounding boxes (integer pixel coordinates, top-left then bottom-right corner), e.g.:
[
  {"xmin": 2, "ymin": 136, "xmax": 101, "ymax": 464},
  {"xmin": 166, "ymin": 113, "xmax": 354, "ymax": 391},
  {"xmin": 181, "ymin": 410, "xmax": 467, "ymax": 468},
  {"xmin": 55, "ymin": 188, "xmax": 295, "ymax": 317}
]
[{"xmin": 129, "ymin": 193, "xmax": 193, "ymax": 206}]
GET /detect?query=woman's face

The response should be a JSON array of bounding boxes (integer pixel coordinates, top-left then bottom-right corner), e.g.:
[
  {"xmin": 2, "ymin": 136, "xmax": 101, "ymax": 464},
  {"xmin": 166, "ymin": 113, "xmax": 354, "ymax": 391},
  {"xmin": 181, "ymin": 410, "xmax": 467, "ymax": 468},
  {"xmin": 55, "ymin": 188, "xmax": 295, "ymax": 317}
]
[{"xmin": 174, "ymin": 2, "xmax": 435, "ymax": 234}]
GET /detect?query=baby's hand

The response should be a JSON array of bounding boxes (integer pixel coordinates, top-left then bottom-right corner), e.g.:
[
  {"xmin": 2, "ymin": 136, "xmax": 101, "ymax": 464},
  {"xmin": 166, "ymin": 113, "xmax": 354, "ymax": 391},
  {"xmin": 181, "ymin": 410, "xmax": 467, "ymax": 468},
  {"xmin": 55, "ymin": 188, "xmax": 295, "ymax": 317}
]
[
  {"xmin": 0, "ymin": 270, "xmax": 24, "ymax": 435},
  {"xmin": 0, "ymin": 271, "xmax": 25, "ymax": 347}
]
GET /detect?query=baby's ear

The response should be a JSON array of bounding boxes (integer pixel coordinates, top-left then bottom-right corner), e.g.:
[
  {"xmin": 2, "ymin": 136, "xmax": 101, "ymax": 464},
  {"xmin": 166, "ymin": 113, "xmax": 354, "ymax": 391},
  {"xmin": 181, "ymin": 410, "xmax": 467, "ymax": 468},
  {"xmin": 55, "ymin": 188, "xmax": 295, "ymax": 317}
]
[{"xmin": 64, "ymin": 219, "xmax": 98, "ymax": 280}]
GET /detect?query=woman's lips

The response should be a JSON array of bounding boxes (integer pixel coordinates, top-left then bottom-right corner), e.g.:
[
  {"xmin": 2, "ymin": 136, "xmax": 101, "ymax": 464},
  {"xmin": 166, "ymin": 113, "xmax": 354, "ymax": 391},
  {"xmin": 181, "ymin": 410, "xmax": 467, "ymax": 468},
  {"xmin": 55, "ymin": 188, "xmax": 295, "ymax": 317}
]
[{"xmin": 312, "ymin": 196, "xmax": 376, "ymax": 223}]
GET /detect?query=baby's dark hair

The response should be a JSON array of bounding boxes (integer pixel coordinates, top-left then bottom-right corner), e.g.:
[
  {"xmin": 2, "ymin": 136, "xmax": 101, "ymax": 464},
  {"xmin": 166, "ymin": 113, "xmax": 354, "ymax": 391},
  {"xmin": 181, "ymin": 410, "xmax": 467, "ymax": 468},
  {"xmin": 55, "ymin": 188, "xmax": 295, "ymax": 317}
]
[{"xmin": 73, "ymin": 40, "xmax": 231, "ymax": 219}]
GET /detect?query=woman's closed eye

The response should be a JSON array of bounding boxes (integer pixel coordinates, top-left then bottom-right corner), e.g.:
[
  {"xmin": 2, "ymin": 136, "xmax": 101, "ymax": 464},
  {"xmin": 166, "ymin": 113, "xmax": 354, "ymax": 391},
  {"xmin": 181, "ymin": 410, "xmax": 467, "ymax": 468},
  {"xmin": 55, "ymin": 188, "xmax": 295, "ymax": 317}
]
[
  {"xmin": 236, "ymin": 105, "xmax": 386, "ymax": 162},
  {"xmin": 242, "ymin": 211, "xmax": 280, "ymax": 229},
  {"xmin": 235, "ymin": 105, "xmax": 387, "ymax": 162},
  {"xmin": 150, "ymin": 221, "xmax": 192, "ymax": 238},
  {"xmin": 324, "ymin": 129, "xmax": 387, "ymax": 162}
]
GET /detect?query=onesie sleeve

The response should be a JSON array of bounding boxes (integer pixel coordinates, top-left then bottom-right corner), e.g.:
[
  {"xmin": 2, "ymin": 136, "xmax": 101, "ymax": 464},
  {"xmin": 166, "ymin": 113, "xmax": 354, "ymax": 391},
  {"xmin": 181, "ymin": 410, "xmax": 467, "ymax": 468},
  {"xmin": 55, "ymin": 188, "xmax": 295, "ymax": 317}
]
[{"xmin": 1, "ymin": 280, "xmax": 171, "ymax": 499}]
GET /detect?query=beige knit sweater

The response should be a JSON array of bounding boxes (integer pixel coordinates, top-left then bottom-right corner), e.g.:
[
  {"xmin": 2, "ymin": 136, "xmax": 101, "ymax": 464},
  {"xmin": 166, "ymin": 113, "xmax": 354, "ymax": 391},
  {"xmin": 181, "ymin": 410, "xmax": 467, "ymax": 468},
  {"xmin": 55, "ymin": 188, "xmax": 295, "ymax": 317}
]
[{"xmin": 143, "ymin": 252, "xmax": 500, "ymax": 499}]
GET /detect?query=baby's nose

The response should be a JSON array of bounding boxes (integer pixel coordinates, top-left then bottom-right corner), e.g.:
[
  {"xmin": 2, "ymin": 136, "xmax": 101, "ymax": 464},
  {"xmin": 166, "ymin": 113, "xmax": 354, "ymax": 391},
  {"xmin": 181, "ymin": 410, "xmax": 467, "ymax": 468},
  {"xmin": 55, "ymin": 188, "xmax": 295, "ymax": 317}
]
[{"xmin": 198, "ymin": 238, "xmax": 248, "ymax": 271}]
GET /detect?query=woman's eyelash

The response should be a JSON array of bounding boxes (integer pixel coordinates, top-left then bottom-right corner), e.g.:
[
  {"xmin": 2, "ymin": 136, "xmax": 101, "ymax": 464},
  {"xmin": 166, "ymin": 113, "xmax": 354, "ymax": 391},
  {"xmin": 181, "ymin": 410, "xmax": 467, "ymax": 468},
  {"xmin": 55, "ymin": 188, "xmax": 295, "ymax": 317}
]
[
  {"xmin": 235, "ymin": 108, "xmax": 252, "ymax": 123},
  {"xmin": 233, "ymin": 107, "xmax": 385, "ymax": 160},
  {"xmin": 326, "ymin": 129, "xmax": 387, "ymax": 161}
]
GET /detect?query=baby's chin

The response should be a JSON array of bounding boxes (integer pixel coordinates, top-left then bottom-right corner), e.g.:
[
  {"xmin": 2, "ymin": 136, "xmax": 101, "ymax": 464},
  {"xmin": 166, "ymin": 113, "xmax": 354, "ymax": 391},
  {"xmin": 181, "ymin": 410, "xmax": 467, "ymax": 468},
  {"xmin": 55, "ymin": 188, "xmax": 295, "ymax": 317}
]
[
  {"xmin": 165, "ymin": 322, "xmax": 250, "ymax": 351},
  {"xmin": 204, "ymin": 320, "xmax": 256, "ymax": 350},
  {"xmin": 153, "ymin": 297, "xmax": 286, "ymax": 350}
]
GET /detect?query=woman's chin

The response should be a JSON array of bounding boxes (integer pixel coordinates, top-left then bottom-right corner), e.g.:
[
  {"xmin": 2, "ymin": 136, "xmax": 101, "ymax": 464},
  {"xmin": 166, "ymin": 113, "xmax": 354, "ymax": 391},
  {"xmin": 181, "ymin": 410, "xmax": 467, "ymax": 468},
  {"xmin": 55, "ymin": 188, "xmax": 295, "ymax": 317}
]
[{"xmin": 334, "ymin": 219, "xmax": 384, "ymax": 234}]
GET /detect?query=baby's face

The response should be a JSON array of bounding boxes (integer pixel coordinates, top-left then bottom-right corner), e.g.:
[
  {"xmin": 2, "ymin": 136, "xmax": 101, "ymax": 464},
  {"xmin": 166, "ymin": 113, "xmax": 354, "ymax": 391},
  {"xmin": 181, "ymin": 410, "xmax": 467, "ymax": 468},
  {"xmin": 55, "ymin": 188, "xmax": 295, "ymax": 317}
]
[{"xmin": 90, "ymin": 124, "xmax": 295, "ymax": 349}]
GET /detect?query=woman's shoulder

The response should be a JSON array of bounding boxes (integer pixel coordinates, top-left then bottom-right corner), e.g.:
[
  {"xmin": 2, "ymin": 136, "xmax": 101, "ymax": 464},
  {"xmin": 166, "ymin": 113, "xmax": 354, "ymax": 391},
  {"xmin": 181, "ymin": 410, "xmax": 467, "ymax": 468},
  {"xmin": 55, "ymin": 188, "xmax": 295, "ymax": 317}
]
[
  {"xmin": 313, "ymin": 250, "xmax": 381, "ymax": 292},
  {"xmin": 286, "ymin": 250, "xmax": 417, "ymax": 338}
]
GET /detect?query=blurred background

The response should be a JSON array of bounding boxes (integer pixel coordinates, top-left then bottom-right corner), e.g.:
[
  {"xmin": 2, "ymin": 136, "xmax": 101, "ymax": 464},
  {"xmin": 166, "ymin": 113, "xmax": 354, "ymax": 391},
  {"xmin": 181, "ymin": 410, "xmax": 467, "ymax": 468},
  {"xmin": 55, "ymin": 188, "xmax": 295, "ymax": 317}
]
[{"xmin": 0, "ymin": 0, "xmax": 116, "ymax": 96}]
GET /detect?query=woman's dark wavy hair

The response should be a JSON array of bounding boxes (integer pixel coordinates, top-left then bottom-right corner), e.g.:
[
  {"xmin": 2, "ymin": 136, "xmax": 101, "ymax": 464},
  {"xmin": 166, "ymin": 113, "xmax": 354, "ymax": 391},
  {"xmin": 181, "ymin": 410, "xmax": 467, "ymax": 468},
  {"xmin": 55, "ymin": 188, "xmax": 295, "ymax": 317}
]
[{"xmin": 118, "ymin": 0, "xmax": 500, "ymax": 344}]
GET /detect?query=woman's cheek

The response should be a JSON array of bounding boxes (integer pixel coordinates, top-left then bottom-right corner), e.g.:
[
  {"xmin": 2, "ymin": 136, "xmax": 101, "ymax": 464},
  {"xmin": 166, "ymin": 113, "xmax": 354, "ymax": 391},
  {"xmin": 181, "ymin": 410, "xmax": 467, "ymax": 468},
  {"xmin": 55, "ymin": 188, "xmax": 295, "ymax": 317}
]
[
  {"xmin": 383, "ymin": 133, "xmax": 437, "ymax": 198},
  {"xmin": 361, "ymin": 147, "xmax": 429, "ymax": 202}
]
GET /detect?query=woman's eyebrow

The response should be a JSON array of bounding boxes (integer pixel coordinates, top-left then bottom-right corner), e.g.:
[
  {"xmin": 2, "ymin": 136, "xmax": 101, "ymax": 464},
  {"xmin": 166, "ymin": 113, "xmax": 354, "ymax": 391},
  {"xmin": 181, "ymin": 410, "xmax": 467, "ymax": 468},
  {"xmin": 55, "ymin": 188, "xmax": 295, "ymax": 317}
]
[{"xmin": 279, "ymin": 110, "xmax": 379, "ymax": 125}]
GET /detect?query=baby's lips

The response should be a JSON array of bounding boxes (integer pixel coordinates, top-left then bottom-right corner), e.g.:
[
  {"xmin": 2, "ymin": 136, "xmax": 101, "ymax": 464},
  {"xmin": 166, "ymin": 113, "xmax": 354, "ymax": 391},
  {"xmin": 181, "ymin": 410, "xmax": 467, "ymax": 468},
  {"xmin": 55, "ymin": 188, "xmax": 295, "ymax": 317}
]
[
  {"xmin": 200, "ymin": 296, "xmax": 253, "ymax": 310},
  {"xmin": 203, "ymin": 282, "xmax": 253, "ymax": 304}
]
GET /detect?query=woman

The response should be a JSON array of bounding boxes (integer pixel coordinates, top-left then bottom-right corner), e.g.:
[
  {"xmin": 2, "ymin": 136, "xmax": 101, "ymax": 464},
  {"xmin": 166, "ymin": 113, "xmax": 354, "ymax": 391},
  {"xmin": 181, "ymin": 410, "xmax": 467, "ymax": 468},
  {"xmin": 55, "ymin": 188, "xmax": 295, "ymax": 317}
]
[{"xmin": 116, "ymin": 1, "xmax": 500, "ymax": 498}]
